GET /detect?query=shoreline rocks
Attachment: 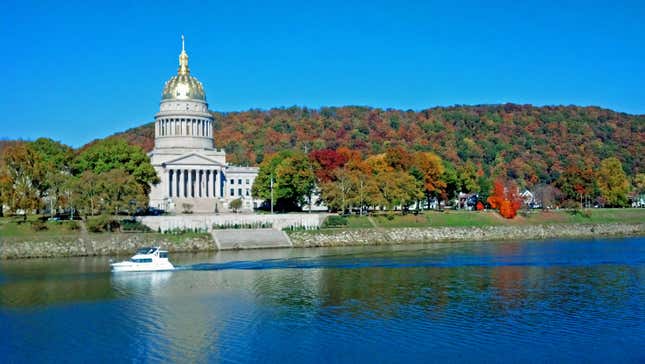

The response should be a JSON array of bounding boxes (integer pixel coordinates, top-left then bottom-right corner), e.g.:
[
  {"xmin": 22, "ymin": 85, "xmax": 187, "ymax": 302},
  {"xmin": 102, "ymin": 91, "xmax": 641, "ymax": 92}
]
[
  {"xmin": 0, "ymin": 233, "xmax": 215, "ymax": 260},
  {"xmin": 1, "ymin": 223, "xmax": 643, "ymax": 259},
  {"xmin": 287, "ymin": 223, "xmax": 645, "ymax": 248}
]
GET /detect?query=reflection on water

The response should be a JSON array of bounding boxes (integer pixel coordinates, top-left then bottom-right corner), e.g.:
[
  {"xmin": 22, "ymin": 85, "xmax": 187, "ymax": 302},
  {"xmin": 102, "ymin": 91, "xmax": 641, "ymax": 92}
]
[
  {"xmin": 1, "ymin": 237, "xmax": 644, "ymax": 363},
  {"xmin": 111, "ymin": 271, "xmax": 172, "ymax": 295}
]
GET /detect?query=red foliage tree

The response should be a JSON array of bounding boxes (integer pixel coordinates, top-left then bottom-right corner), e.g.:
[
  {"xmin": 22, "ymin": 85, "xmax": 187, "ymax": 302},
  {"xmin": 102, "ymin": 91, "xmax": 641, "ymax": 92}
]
[
  {"xmin": 487, "ymin": 179, "xmax": 521, "ymax": 219},
  {"xmin": 308, "ymin": 149, "xmax": 348, "ymax": 183}
]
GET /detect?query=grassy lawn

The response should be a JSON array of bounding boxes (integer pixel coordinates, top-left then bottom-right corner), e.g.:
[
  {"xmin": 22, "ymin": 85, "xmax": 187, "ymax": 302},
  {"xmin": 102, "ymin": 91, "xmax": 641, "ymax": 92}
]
[
  {"xmin": 321, "ymin": 208, "xmax": 645, "ymax": 229},
  {"xmin": 0, "ymin": 215, "xmax": 82, "ymax": 238},
  {"xmin": 0, "ymin": 215, "xmax": 211, "ymax": 241},
  {"xmin": 149, "ymin": 231, "xmax": 212, "ymax": 243},
  {"xmin": 346, "ymin": 216, "xmax": 376, "ymax": 228}
]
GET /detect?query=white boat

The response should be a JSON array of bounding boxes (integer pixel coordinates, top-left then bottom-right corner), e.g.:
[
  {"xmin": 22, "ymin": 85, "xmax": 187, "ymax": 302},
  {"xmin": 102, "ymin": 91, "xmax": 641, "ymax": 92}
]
[{"xmin": 110, "ymin": 247, "xmax": 175, "ymax": 272}]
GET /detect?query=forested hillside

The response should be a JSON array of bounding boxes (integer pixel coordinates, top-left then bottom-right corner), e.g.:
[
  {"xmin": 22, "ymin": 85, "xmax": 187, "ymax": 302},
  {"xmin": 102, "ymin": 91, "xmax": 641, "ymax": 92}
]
[{"xmin": 110, "ymin": 104, "xmax": 643, "ymax": 187}]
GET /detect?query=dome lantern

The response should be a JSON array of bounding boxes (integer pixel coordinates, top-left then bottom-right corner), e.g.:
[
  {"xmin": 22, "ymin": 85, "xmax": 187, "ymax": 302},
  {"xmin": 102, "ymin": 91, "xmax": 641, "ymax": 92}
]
[{"xmin": 161, "ymin": 35, "xmax": 206, "ymax": 101}]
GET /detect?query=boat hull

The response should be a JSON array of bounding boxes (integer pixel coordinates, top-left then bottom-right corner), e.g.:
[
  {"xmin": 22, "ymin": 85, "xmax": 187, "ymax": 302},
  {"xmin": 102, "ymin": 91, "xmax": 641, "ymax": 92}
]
[{"xmin": 110, "ymin": 261, "xmax": 175, "ymax": 272}]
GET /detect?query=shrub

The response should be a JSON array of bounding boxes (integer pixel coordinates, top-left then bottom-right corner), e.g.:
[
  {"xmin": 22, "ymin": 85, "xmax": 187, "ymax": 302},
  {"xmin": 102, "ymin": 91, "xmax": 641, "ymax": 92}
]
[
  {"xmin": 229, "ymin": 198, "xmax": 243, "ymax": 213},
  {"xmin": 182, "ymin": 203, "xmax": 193, "ymax": 214},
  {"xmin": 87, "ymin": 215, "xmax": 120, "ymax": 232},
  {"xmin": 63, "ymin": 221, "xmax": 80, "ymax": 231},
  {"xmin": 120, "ymin": 219, "xmax": 152, "ymax": 232},
  {"xmin": 212, "ymin": 221, "xmax": 273, "ymax": 229},
  {"xmin": 31, "ymin": 220, "xmax": 48, "ymax": 231},
  {"xmin": 323, "ymin": 215, "xmax": 348, "ymax": 228}
]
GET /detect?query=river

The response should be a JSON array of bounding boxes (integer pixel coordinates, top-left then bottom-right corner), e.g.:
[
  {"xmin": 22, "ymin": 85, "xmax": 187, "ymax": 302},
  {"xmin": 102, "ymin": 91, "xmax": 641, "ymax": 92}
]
[{"xmin": 1, "ymin": 237, "xmax": 643, "ymax": 363}]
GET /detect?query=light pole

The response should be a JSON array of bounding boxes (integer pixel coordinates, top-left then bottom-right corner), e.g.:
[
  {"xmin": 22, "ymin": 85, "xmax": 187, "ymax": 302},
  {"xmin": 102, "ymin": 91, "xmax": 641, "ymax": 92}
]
[{"xmin": 270, "ymin": 176, "xmax": 274, "ymax": 214}]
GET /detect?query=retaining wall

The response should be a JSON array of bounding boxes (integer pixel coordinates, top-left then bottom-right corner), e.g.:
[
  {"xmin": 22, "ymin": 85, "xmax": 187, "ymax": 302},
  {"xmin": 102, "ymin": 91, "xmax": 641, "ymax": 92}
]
[
  {"xmin": 288, "ymin": 223, "xmax": 645, "ymax": 248},
  {"xmin": 0, "ymin": 233, "xmax": 215, "ymax": 259}
]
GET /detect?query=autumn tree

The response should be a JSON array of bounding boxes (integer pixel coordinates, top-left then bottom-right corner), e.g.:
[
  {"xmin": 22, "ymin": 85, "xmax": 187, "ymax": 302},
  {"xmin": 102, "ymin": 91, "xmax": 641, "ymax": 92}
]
[
  {"xmin": 556, "ymin": 165, "xmax": 595, "ymax": 203},
  {"xmin": 634, "ymin": 173, "xmax": 645, "ymax": 195},
  {"xmin": 410, "ymin": 152, "xmax": 446, "ymax": 209},
  {"xmin": 487, "ymin": 179, "xmax": 522, "ymax": 218},
  {"xmin": 2, "ymin": 143, "xmax": 46, "ymax": 217},
  {"xmin": 596, "ymin": 157, "xmax": 629, "ymax": 207},
  {"xmin": 309, "ymin": 149, "xmax": 348, "ymax": 183}
]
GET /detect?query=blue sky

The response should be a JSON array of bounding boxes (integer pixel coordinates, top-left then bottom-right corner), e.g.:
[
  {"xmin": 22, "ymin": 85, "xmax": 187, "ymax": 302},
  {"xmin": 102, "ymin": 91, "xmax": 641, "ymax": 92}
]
[{"xmin": 1, "ymin": 0, "xmax": 644, "ymax": 147}]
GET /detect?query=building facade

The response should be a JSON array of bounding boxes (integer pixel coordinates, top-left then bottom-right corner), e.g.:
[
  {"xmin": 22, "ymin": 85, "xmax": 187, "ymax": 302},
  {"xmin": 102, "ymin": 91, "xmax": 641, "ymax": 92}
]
[{"xmin": 148, "ymin": 37, "xmax": 259, "ymax": 213}]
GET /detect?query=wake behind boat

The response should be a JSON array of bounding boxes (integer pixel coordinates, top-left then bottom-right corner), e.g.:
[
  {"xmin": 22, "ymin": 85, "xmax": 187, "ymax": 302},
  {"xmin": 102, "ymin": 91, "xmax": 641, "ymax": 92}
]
[{"xmin": 110, "ymin": 247, "xmax": 175, "ymax": 272}]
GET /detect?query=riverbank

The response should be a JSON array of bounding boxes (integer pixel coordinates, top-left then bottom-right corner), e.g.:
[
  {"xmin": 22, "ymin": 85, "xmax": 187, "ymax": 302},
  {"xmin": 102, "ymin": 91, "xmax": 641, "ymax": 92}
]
[
  {"xmin": 287, "ymin": 223, "xmax": 645, "ymax": 248},
  {"xmin": 2, "ymin": 209, "xmax": 644, "ymax": 259},
  {"xmin": 0, "ymin": 232, "xmax": 215, "ymax": 259},
  {"xmin": 1, "ymin": 221, "xmax": 643, "ymax": 259}
]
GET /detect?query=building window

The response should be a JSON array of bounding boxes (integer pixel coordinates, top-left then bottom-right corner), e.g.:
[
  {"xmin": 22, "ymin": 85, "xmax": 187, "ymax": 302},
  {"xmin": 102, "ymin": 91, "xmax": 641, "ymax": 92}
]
[
  {"xmin": 246, "ymin": 179, "xmax": 250, "ymax": 184},
  {"xmin": 230, "ymin": 188, "xmax": 234, "ymax": 196},
  {"xmin": 238, "ymin": 179, "xmax": 242, "ymax": 184},
  {"xmin": 238, "ymin": 188, "xmax": 242, "ymax": 196},
  {"xmin": 246, "ymin": 189, "xmax": 250, "ymax": 196},
  {"xmin": 230, "ymin": 179, "xmax": 234, "ymax": 184}
]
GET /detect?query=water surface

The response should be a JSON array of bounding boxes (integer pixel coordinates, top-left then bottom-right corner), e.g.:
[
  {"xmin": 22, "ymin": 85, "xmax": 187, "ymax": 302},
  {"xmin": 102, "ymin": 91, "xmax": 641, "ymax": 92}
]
[{"xmin": 1, "ymin": 237, "xmax": 644, "ymax": 363}]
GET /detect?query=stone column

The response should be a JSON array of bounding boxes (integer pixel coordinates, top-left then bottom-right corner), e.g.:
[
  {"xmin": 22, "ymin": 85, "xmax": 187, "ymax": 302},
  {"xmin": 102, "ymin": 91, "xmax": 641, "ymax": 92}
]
[
  {"xmin": 198, "ymin": 170, "xmax": 202, "ymax": 197},
  {"xmin": 178, "ymin": 169, "xmax": 183, "ymax": 198},
  {"xmin": 167, "ymin": 170, "xmax": 172, "ymax": 197},
  {"xmin": 199, "ymin": 170, "xmax": 203, "ymax": 197},
  {"xmin": 215, "ymin": 169, "xmax": 220, "ymax": 198},
  {"xmin": 189, "ymin": 169, "xmax": 194, "ymax": 198},
  {"xmin": 171, "ymin": 169, "xmax": 175, "ymax": 197},
  {"xmin": 206, "ymin": 170, "xmax": 210, "ymax": 197}
]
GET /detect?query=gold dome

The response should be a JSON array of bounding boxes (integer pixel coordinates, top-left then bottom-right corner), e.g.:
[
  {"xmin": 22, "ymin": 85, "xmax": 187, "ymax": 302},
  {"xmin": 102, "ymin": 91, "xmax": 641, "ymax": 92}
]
[{"xmin": 161, "ymin": 36, "xmax": 207, "ymax": 101}]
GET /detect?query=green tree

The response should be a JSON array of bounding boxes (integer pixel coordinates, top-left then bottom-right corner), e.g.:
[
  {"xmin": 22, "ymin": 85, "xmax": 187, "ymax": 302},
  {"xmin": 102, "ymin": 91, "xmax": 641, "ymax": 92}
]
[
  {"xmin": 440, "ymin": 163, "xmax": 460, "ymax": 204},
  {"xmin": 320, "ymin": 168, "xmax": 353, "ymax": 212},
  {"xmin": 376, "ymin": 170, "xmax": 423, "ymax": 212},
  {"xmin": 100, "ymin": 169, "xmax": 148, "ymax": 215},
  {"xmin": 458, "ymin": 161, "xmax": 480, "ymax": 193},
  {"xmin": 73, "ymin": 139, "xmax": 159, "ymax": 191},
  {"xmin": 252, "ymin": 150, "xmax": 315, "ymax": 211},
  {"xmin": 347, "ymin": 167, "xmax": 378, "ymax": 215},
  {"xmin": 29, "ymin": 138, "xmax": 73, "ymax": 172},
  {"xmin": 69, "ymin": 171, "xmax": 103, "ymax": 217},
  {"xmin": 596, "ymin": 157, "xmax": 629, "ymax": 207}
]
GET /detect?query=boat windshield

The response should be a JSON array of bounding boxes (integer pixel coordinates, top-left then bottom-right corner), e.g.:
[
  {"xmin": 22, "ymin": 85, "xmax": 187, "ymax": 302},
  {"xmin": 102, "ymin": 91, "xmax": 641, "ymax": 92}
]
[{"xmin": 136, "ymin": 247, "xmax": 157, "ymax": 255}]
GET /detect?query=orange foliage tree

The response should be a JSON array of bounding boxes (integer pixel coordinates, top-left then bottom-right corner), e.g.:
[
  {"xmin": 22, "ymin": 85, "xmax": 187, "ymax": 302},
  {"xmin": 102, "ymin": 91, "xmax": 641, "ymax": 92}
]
[{"xmin": 487, "ymin": 179, "xmax": 521, "ymax": 218}]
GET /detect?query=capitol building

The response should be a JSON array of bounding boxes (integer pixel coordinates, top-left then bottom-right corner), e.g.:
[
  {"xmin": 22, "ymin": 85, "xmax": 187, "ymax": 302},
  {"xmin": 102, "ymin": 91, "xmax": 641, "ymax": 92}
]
[{"xmin": 148, "ymin": 37, "xmax": 259, "ymax": 213}]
